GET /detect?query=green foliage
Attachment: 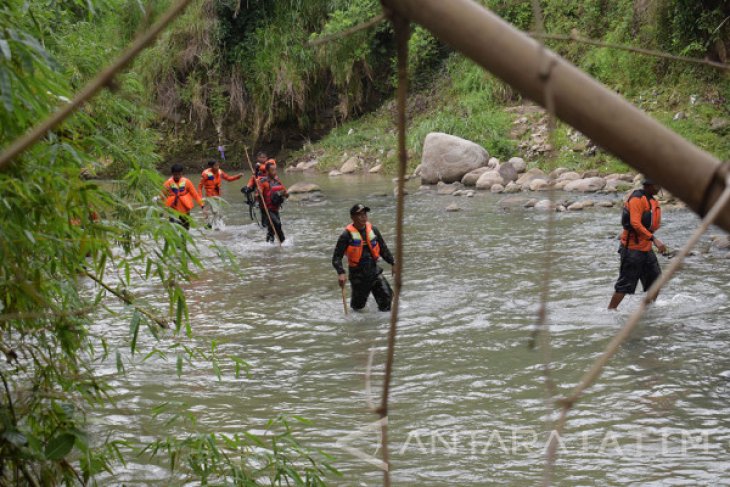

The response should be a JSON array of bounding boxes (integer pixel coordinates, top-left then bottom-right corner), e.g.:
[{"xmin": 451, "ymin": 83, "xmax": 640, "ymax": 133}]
[{"xmin": 0, "ymin": 1, "xmax": 333, "ymax": 484}]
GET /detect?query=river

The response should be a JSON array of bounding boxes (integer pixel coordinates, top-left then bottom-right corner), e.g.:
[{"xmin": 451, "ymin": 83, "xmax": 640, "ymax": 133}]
[{"xmin": 92, "ymin": 173, "xmax": 730, "ymax": 485}]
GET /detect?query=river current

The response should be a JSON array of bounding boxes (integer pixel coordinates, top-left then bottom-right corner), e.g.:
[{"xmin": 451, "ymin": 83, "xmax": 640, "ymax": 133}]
[{"xmin": 93, "ymin": 173, "xmax": 730, "ymax": 485}]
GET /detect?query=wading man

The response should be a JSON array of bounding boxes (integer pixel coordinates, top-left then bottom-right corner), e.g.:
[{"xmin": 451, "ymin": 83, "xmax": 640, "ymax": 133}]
[
  {"xmin": 198, "ymin": 160, "xmax": 242, "ymax": 228},
  {"xmin": 163, "ymin": 163, "xmax": 205, "ymax": 230},
  {"xmin": 257, "ymin": 162, "xmax": 288, "ymax": 243},
  {"xmin": 608, "ymin": 178, "xmax": 666, "ymax": 309},
  {"xmin": 332, "ymin": 204, "xmax": 395, "ymax": 312}
]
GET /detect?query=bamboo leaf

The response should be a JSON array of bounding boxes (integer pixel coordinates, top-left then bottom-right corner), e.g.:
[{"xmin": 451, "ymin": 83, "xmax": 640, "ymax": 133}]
[
  {"xmin": 45, "ymin": 433, "xmax": 75, "ymax": 460},
  {"xmin": 129, "ymin": 309, "xmax": 141, "ymax": 355}
]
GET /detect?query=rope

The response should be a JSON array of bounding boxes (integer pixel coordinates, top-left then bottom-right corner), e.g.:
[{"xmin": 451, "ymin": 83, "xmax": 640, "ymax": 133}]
[
  {"xmin": 530, "ymin": 31, "xmax": 730, "ymax": 71},
  {"xmin": 545, "ymin": 174, "xmax": 730, "ymax": 472},
  {"xmin": 526, "ymin": 2, "xmax": 560, "ymax": 483},
  {"xmin": 0, "ymin": 0, "xmax": 196, "ymax": 171},
  {"xmin": 377, "ymin": 6, "xmax": 410, "ymax": 485}
]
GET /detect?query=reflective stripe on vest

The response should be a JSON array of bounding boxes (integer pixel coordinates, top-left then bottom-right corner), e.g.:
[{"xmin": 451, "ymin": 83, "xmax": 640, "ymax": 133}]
[{"xmin": 345, "ymin": 222, "xmax": 380, "ymax": 267}]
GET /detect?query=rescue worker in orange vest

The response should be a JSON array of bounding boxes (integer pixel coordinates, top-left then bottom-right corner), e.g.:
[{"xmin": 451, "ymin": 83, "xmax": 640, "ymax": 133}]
[
  {"xmin": 198, "ymin": 160, "xmax": 243, "ymax": 197},
  {"xmin": 257, "ymin": 162, "xmax": 288, "ymax": 243},
  {"xmin": 163, "ymin": 163, "xmax": 205, "ymax": 230},
  {"xmin": 199, "ymin": 160, "xmax": 242, "ymax": 229},
  {"xmin": 244, "ymin": 151, "xmax": 277, "ymax": 193},
  {"xmin": 608, "ymin": 178, "xmax": 667, "ymax": 309},
  {"xmin": 332, "ymin": 204, "xmax": 395, "ymax": 312}
]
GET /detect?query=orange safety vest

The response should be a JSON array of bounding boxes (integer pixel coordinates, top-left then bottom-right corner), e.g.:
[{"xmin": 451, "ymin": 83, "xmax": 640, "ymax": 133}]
[
  {"xmin": 345, "ymin": 223, "xmax": 381, "ymax": 267},
  {"xmin": 200, "ymin": 168, "xmax": 222, "ymax": 197},
  {"xmin": 164, "ymin": 177, "xmax": 201, "ymax": 214}
]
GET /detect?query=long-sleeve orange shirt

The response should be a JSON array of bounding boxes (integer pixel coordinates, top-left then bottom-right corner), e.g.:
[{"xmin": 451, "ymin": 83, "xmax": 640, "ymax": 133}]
[
  {"xmin": 198, "ymin": 168, "xmax": 242, "ymax": 197},
  {"xmin": 620, "ymin": 193, "xmax": 661, "ymax": 251},
  {"xmin": 164, "ymin": 177, "xmax": 204, "ymax": 214}
]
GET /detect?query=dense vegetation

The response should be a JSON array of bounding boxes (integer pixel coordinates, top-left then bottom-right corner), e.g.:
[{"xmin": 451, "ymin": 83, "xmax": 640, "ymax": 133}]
[
  {"xmin": 137, "ymin": 0, "xmax": 729, "ymax": 172},
  {"xmin": 0, "ymin": 0, "xmax": 727, "ymax": 484},
  {"xmin": 0, "ymin": 0, "xmax": 332, "ymax": 484}
]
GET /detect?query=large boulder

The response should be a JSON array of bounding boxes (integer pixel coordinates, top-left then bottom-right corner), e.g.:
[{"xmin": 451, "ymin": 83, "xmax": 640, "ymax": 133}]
[
  {"xmin": 288, "ymin": 182, "xmax": 321, "ymax": 193},
  {"xmin": 475, "ymin": 171, "xmax": 504, "ymax": 190},
  {"xmin": 565, "ymin": 177, "xmax": 607, "ymax": 192},
  {"xmin": 420, "ymin": 132, "xmax": 489, "ymax": 184},
  {"xmin": 498, "ymin": 161, "xmax": 519, "ymax": 184},
  {"xmin": 461, "ymin": 167, "xmax": 491, "ymax": 186},
  {"xmin": 340, "ymin": 157, "xmax": 361, "ymax": 174},
  {"xmin": 508, "ymin": 157, "xmax": 527, "ymax": 173},
  {"xmin": 516, "ymin": 168, "xmax": 548, "ymax": 186}
]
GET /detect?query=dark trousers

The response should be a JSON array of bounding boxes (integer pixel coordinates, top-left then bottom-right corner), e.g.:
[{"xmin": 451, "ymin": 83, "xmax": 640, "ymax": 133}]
[
  {"xmin": 614, "ymin": 247, "xmax": 661, "ymax": 294},
  {"xmin": 261, "ymin": 208, "xmax": 284, "ymax": 242},
  {"xmin": 170, "ymin": 215, "xmax": 191, "ymax": 230},
  {"xmin": 349, "ymin": 268, "xmax": 393, "ymax": 312}
]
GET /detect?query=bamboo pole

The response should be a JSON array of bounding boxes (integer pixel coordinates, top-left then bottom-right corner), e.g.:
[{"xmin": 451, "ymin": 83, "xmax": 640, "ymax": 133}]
[{"xmin": 382, "ymin": 0, "xmax": 730, "ymax": 232}]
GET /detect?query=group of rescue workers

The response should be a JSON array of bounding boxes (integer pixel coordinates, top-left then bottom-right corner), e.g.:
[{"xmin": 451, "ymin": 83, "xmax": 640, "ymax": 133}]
[
  {"xmin": 162, "ymin": 151, "xmax": 288, "ymax": 242},
  {"xmin": 163, "ymin": 154, "xmax": 666, "ymax": 312}
]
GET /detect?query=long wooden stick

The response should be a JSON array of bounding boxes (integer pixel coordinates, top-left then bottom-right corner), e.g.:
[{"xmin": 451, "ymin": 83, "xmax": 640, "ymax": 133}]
[
  {"xmin": 243, "ymin": 149, "xmax": 282, "ymax": 247},
  {"xmin": 341, "ymin": 285, "xmax": 348, "ymax": 315},
  {"xmin": 0, "ymin": 0, "xmax": 195, "ymax": 171},
  {"xmin": 384, "ymin": 0, "xmax": 730, "ymax": 232}
]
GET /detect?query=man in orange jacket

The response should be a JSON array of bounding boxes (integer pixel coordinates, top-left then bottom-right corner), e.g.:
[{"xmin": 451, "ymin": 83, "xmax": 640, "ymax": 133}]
[
  {"xmin": 198, "ymin": 160, "xmax": 243, "ymax": 197},
  {"xmin": 244, "ymin": 151, "xmax": 277, "ymax": 193},
  {"xmin": 257, "ymin": 162, "xmax": 288, "ymax": 243},
  {"xmin": 163, "ymin": 163, "xmax": 205, "ymax": 230},
  {"xmin": 198, "ymin": 160, "xmax": 242, "ymax": 229},
  {"xmin": 608, "ymin": 178, "xmax": 667, "ymax": 309}
]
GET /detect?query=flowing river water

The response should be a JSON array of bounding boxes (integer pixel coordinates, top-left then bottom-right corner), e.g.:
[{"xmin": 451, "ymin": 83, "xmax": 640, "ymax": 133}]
[{"xmin": 92, "ymin": 173, "xmax": 730, "ymax": 485}]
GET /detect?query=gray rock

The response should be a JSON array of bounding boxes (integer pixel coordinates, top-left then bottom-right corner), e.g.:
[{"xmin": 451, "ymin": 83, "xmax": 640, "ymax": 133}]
[
  {"xmin": 413, "ymin": 164, "xmax": 423, "ymax": 176},
  {"xmin": 597, "ymin": 200, "xmax": 615, "ymax": 207},
  {"xmin": 446, "ymin": 203, "xmax": 461, "ymax": 212},
  {"xmin": 328, "ymin": 170, "xmax": 342, "ymax": 177},
  {"xmin": 534, "ymin": 199, "xmax": 557, "ymax": 211},
  {"xmin": 553, "ymin": 180, "xmax": 569, "ymax": 190},
  {"xmin": 673, "ymin": 111, "xmax": 686, "ymax": 121},
  {"xmin": 437, "ymin": 181, "xmax": 463, "ymax": 195},
  {"xmin": 711, "ymin": 236, "xmax": 730, "ymax": 250},
  {"xmin": 529, "ymin": 179, "xmax": 553, "ymax": 191},
  {"xmin": 503, "ymin": 181, "xmax": 522, "ymax": 193},
  {"xmin": 710, "ymin": 117, "xmax": 729, "ymax": 133},
  {"xmin": 465, "ymin": 190, "xmax": 476, "ymax": 197},
  {"xmin": 499, "ymin": 196, "xmax": 531, "ymax": 208},
  {"xmin": 475, "ymin": 171, "xmax": 504, "ymax": 190},
  {"xmin": 565, "ymin": 177, "xmax": 607, "ymax": 192},
  {"xmin": 461, "ymin": 166, "xmax": 491, "ymax": 186},
  {"xmin": 288, "ymin": 182, "xmax": 321, "ymax": 193},
  {"xmin": 490, "ymin": 184, "xmax": 504, "ymax": 193},
  {"xmin": 420, "ymin": 132, "xmax": 489, "ymax": 184},
  {"xmin": 516, "ymin": 167, "xmax": 548, "ymax": 186},
  {"xmin": 557, "ymin": 171, "xmax": 581, "ymax": 181},
  {"xmin": 498, "ymin": 161, "xmax": 519, "ymax": 184},
  {"xmin": 508, "ymin": 157, "xmax": 527, "ymax": 173},
  {"xmin": 340, "ymin": 157, "xmax": 361, "ymax": 174},
  {"xmin": 549, "ymin": 167, "xmax": 569, "ymax": 179},
  {"xmin": 418, "ymin": 185, "xmax": 432, "ymax": 192},
  {"xmin": 581, "ymin": 169, "xmax": 600, "ymax": 178},
  {"xmin": 487, "ymin": 157, "xmax": 500, "ymax": 169},
  {"xmin": 369, "ymin": 164, "xmax": 383, "ymax": 174},
  {"xmin": 525, "ymin": 198, "xmax": 538, "ymax": 208},
  {"xmin": 567, "ymin": 201, "xmax": 584, "ymax": 211}
]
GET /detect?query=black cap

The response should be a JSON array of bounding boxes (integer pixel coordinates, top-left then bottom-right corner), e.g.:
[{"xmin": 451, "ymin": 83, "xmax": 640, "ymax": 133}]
[
  {"xmin": 643, "ymin": 178, "xmax": 657, "ymax": 186},
  {"xmin": 350, "ymin": 204, "xmax": 370, "ymax": 216}
]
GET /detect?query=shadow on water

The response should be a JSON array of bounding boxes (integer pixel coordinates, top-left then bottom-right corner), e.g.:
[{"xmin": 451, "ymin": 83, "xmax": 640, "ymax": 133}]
[{"xmin": 94, "ymin": 173, "xmax": 730, "ymax": 485}]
